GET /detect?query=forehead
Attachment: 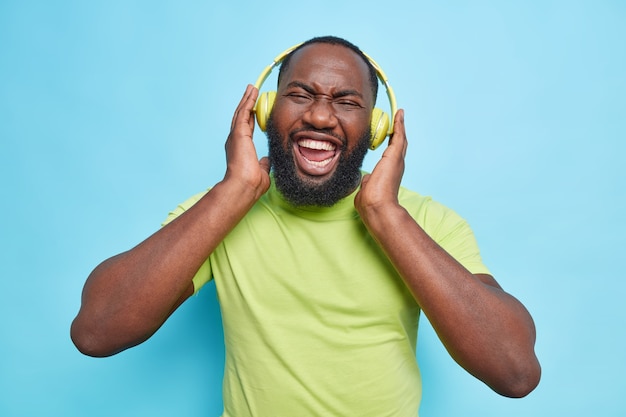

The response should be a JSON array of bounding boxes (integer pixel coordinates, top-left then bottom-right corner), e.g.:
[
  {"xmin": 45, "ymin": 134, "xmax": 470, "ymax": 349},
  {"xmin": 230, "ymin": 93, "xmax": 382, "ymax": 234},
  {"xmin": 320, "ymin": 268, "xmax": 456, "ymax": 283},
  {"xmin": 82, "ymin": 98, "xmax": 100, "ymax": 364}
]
[{"xmin": 279, "ymin": 43, "xmax": 373, "ymax": 99}]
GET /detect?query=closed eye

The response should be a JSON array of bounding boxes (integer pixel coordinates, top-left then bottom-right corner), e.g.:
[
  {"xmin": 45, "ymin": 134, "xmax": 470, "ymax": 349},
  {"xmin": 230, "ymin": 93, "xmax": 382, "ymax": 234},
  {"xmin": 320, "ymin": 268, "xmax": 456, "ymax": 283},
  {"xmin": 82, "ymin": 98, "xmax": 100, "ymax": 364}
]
[
  {"xmin": 285, "ymin": 92, "xmax": 313, "ymax": 104},
  {"xmin": 335, "ymin": 99, "xmax": 362, "ymax": 108},
  {"xmin": 282, "ymin": 81, "xmax": 367, "ymax": 110}
]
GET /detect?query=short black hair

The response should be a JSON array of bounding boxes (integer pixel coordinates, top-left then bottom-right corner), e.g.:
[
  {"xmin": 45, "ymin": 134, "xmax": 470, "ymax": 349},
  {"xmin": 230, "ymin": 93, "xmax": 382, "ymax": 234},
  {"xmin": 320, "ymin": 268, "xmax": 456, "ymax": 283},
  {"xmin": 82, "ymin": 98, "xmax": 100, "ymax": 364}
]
[{"xmin": 277, "ymin": 36, "xmax": 379, "ymax": 103}]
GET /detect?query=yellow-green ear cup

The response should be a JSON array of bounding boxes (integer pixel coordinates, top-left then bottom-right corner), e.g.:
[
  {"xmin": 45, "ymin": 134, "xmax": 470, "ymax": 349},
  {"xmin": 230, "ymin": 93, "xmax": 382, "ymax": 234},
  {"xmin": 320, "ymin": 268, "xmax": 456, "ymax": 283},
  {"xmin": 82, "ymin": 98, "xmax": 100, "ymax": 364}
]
[
  {"xmin": 255, "ymin": 91, "xmax": 276, "ymax": 132},
  {"xmin": 369, "ymin": 108, "xmax": 390, "ymax": 150}
]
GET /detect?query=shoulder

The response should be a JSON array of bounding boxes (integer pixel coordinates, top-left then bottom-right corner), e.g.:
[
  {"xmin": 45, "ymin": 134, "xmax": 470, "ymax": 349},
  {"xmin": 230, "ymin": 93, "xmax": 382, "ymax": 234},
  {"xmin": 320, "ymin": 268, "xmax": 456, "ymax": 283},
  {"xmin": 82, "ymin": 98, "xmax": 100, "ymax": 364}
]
[
  {"xmin": 398, "ymin": 186, "xmax": 470, "ymax": 241},
  {"xmin": 399, "ymin": 186, "xmax": 490, "ymax": 274},
  {"xmin": 161, "ymin": 189, "xmax": 210, "ymax": 226},
  {"xmin": 398, "ymin": 186, "xmax": 454, "ymax": 222}
]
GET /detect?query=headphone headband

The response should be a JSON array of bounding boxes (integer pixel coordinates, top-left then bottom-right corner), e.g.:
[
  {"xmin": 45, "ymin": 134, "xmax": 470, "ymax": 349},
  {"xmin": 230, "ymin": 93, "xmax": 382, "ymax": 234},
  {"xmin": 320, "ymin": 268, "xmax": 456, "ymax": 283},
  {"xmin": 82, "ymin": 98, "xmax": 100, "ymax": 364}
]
[
  {"xmin": 254, "ymin": 43, "xmax": 397, "ymax": 137},
  {"xmin": 253, "ymin": 44, "xmax": 300, "ymax": 92}
]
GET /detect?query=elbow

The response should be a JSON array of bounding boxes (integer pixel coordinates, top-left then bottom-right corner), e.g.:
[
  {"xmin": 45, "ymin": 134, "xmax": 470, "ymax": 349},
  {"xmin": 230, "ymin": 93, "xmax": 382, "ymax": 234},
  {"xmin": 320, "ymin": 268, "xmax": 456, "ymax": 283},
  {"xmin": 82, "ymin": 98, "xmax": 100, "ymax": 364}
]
[
  {"xmin": 492, "ymin": 356, "xmax": 542, "ymax": 398},
  {"xmin": 70, "ymin": 317, "xmax": 119, "ymax": 358},
  {"xmin": 70, "ymin": 312, "xmax": 151, "ymax": 357}
]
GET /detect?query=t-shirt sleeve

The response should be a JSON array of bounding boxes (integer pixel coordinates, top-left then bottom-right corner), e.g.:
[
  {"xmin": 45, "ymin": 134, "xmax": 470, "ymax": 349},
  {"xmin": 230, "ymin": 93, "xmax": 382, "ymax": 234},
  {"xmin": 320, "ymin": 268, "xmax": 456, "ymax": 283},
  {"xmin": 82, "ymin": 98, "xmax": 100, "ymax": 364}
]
[
  {"xmin": 403, "ymin": 191, "xmax": 491, "ymax": 276},
  {"xmin": 161, "ymin": 190, "xmax": 213, "ymax": 294},
  {"xmin": 431, "ymin": 206, "xmax": 492, "ymax": 276}
]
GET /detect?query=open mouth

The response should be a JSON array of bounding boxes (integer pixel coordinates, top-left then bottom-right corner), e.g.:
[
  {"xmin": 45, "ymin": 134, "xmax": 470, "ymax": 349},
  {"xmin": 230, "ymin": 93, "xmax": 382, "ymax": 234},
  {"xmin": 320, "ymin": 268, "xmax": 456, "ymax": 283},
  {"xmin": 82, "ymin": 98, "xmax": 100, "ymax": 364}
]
[{"xmin": 297, "ymin": 139, "xmax": 337, "ymax": 168}]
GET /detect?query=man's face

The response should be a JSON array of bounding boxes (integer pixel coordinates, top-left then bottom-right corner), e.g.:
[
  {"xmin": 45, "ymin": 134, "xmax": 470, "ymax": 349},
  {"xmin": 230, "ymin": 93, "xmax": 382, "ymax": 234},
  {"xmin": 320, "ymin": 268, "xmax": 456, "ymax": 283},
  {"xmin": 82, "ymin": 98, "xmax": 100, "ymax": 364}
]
[{"xmin": 266, "ymin": 43, "xmax": 374, "ymax": 207}]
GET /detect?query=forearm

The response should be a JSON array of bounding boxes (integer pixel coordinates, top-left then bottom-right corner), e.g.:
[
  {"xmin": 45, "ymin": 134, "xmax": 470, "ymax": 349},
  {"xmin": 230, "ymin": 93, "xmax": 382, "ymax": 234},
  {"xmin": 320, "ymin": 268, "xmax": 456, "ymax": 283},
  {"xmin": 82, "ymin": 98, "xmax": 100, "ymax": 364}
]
[
  {"xmin": 359, "ymin": 202, "xmax": 540, "ymax": 396},
  {"xmin": 71, "ymin": 178, "xmax": 261, "ymax": 356}
]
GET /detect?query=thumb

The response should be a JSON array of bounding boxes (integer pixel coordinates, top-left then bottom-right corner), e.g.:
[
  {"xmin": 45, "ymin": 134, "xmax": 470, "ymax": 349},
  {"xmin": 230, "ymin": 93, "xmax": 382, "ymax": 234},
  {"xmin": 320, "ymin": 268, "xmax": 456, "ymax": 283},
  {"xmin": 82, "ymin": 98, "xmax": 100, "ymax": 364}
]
[
  {"xmin": 360, "ymin": 173, "xmax": 371, "ymax": 187},
  {"xmin": 259, "ymin": 156, "xmax": 271, "ymax": 173}
]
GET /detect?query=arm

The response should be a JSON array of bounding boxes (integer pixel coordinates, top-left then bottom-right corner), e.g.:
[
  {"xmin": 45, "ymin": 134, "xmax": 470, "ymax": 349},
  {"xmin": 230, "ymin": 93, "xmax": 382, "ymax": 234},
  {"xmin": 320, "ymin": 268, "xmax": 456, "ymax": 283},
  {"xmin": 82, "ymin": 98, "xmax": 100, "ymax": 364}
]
[
  {"xmin": 71, "ymin": 85, "xmax": 270, "ymax": 357},
  {"xmin": 354, "ymin": 110, "xmax": 541, "ymax": 397}
]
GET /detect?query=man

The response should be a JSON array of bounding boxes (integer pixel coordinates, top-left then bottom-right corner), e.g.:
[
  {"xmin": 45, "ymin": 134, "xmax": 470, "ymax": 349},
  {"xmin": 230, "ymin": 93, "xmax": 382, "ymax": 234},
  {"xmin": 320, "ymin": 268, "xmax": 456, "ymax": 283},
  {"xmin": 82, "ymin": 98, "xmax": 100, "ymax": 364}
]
[{"xmin": 71, "ymin": 36, "xmax": 540, "ymax": 416}]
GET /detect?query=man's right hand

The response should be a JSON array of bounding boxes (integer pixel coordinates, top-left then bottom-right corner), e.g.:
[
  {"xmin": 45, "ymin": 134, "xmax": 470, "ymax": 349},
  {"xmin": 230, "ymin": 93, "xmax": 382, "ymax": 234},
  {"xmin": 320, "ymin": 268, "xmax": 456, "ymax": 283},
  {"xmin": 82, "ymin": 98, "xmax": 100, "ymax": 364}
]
[{"xmin": 223, "ymin": 84, "xmax": 271, "ymax": 201}]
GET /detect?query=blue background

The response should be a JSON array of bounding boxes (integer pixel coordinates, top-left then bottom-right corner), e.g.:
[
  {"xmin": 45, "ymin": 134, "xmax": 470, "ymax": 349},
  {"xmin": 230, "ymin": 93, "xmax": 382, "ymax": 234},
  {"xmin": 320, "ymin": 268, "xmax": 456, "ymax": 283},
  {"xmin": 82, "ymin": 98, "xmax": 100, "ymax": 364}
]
[{"xmin": 1, "ymin": 1, "xmax": 624, "ymax": 416}]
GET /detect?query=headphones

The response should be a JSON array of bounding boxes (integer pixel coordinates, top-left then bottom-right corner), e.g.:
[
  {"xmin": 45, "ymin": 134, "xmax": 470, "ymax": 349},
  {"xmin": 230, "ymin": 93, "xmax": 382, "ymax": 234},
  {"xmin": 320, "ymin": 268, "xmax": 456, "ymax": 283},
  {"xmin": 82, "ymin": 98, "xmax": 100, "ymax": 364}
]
[{"xmin": 253, "ymin": 43, "xmax": 398, "ymax": 150}]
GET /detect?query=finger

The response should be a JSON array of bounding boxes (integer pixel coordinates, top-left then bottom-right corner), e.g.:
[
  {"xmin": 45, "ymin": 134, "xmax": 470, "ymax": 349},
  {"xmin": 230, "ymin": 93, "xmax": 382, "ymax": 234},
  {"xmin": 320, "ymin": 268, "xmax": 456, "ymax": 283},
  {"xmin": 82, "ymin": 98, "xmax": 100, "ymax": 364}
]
[
  {"xmin": 231, "ymin": 85, "xmax": 258, "ymax": 131},
  {"xmin": 388, "ymin": 109, "xmax": 407, "ymax": 158},
  {"xmin": 230, "ymin": 86, "xmax": 250, "ymax": 131},
  {"xmin": 246, "ymin": 86, "xmax": 260, "ymax": 130}
]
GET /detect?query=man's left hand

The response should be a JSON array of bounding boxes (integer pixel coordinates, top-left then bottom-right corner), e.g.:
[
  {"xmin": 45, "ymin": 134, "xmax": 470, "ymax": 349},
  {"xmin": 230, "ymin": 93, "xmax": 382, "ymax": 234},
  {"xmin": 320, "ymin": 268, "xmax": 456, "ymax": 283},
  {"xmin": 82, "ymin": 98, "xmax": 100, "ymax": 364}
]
[{"xmin": 355, "ymin": 109, "xmax": 407, "ymax": 216}]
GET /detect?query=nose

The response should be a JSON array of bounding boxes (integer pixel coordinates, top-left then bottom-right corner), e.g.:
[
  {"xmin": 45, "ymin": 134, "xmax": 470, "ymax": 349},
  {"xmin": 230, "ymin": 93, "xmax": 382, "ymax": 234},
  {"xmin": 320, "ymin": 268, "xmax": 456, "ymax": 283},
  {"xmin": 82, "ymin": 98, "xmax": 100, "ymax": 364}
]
[{"xmin": 302, "ymin": 97, "xmax": 338, "ymax": 130}]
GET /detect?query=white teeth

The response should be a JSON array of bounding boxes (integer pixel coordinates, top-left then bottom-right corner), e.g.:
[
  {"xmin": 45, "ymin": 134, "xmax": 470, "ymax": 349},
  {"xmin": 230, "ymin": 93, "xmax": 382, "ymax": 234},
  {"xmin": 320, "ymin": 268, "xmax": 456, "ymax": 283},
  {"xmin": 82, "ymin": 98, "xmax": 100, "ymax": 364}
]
[
  {"xmin": 297, "ymin": 139, "xmax": 336, "ymax": 151},
  {"xmin": 303, "ymin": 156, "xmax": 334, "ymax": 167}
]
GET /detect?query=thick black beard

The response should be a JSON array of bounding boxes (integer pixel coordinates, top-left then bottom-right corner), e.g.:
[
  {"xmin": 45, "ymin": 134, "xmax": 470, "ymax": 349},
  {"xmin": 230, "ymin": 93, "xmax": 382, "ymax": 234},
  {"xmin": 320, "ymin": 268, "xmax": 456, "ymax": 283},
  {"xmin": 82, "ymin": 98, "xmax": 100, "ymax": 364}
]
[{"xmin": 266, "ymin": 117, "xmax": 371, "ymax": 207}]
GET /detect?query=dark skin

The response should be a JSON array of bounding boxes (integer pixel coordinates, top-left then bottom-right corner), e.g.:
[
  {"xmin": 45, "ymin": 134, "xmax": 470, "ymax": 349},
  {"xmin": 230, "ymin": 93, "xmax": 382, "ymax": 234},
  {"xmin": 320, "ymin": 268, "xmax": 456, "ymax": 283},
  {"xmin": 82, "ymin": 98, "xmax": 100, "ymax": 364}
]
[{"xmin": 71, "ymin": 43, "xmax": 540, "ymax": 397}]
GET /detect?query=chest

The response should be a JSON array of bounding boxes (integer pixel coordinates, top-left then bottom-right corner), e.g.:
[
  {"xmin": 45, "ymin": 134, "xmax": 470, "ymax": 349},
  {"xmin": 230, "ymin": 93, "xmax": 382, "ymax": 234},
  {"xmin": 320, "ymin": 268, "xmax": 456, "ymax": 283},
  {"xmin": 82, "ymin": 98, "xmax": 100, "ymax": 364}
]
[{"xmin": 211, "ymin": 208, "xmax": 418, "ymax": 327}]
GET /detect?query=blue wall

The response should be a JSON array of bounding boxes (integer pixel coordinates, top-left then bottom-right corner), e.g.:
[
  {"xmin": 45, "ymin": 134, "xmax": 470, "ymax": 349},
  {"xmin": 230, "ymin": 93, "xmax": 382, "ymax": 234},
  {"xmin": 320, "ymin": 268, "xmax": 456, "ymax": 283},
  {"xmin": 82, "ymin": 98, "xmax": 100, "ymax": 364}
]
[{"xmin": 1, "ymin": 1, "xmax": 624, "ymax": 416}]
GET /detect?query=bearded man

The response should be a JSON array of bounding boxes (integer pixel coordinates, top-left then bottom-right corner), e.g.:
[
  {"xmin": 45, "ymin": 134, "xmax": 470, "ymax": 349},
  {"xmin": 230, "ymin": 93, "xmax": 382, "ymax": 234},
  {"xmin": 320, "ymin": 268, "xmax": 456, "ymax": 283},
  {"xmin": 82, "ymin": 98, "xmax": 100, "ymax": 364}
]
[{"xmin": 71, "ymin": 36, "xmax": 540, "ymax": 417}]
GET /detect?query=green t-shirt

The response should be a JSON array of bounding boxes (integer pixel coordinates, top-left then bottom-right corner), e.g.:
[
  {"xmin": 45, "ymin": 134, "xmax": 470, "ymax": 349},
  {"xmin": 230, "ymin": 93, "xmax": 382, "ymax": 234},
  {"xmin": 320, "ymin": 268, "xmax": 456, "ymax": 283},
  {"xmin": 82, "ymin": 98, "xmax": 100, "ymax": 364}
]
[{"xmin": 165, "ymin": 179, "xmax": 490, "ymax": 417}]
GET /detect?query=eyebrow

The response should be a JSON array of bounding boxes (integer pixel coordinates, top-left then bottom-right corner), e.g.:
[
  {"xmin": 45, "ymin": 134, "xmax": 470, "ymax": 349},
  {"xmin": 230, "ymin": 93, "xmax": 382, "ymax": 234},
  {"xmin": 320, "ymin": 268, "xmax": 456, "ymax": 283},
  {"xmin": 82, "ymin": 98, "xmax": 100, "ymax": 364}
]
[{"xmin": 286, "ymin": 81, "xmax": 364, "ymax": 100}]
